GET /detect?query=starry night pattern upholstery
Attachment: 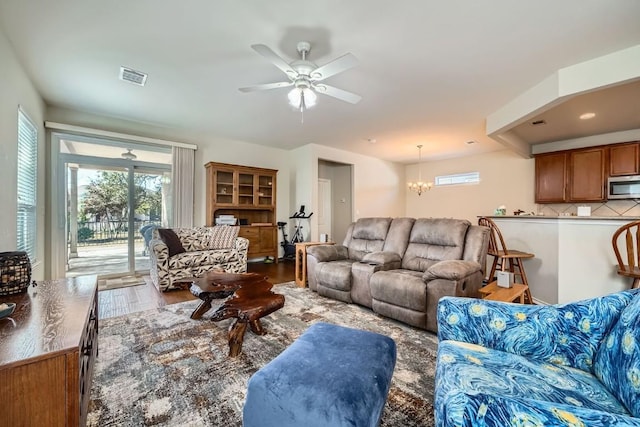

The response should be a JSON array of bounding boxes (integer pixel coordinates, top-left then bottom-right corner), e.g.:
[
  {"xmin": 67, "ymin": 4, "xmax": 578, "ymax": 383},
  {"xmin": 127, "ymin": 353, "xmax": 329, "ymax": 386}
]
[{"xmin": 434, "ymin": 289, "xmax": 640, "ymax": 427}]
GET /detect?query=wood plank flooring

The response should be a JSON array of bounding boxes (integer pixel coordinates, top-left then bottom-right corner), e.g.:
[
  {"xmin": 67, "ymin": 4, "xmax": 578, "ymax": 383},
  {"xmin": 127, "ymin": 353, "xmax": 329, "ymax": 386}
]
[{"xmin": 98, "ymin": 260, "xmax": 296, "ymax": 319}]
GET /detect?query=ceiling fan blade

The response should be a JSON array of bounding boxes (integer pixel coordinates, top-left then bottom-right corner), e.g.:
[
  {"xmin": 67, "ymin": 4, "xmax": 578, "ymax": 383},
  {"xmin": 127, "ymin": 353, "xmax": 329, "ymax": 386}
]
[
  {"xmin": 310, "ymin": 53, "xmax": 358, "ymax": 81},
  {"xmin": 239, "ymin": 81, "xmax": 293, "ymax": 92},
  {"xmin": 251, "ymin": 44, "xmax": 297, "ymax": 76},
  {"xmin": 314, "ymin": 84, "xmax": 362, "ymax": 104}
]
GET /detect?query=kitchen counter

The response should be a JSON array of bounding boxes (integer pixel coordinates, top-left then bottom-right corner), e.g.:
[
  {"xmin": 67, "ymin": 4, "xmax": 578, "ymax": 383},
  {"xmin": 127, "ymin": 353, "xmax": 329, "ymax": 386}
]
[{"xmin": 485, "ymin": 216, "xmax": 632, "ymax": 304}]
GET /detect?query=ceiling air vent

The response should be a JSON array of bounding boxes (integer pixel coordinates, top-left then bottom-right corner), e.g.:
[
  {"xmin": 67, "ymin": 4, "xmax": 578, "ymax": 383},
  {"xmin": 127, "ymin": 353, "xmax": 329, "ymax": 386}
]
[
  {"xmin": 531, "ymin": 119, "xmax": 546, "ymax": 126},
  {"xmin": 119, "ymin": 66, "xmax": 147, "ymax": 86}
]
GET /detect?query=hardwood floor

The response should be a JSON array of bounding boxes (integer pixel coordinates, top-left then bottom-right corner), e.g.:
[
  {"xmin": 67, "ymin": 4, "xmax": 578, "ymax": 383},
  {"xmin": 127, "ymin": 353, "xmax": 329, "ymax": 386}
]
[{"xmin": 98, "ymin": 260, "xmax": 296, "ymax": 319}]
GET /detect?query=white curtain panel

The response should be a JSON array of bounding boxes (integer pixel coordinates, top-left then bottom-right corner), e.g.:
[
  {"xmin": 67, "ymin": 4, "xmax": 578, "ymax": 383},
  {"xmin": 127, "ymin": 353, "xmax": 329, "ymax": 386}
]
[{"xmin": 171, "ymin": 146, "xmax": 195, "ymax": 228}]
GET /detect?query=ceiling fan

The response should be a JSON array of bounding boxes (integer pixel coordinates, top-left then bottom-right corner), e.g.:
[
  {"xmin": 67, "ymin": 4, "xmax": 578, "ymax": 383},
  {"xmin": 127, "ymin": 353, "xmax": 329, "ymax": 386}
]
[
  {"xmin": 239, "ymin": 41, "xmax": 361, "ymax": 111},
  {"xmin": 121, "ymin": 148, "xmax": 137, "ymax": 160}
]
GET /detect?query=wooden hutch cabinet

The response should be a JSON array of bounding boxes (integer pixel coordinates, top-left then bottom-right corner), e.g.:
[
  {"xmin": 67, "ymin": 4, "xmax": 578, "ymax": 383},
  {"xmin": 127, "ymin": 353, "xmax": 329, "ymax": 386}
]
[{"xmin": 205, "ymin": 162, "xmax": 278, "ymax": 261}]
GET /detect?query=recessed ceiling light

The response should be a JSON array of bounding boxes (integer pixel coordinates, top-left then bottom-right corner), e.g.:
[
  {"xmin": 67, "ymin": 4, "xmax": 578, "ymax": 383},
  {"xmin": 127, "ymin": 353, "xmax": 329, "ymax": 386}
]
[{"xmin": 579, "ymin": 112, "xmax": 596, "ymax": 120}]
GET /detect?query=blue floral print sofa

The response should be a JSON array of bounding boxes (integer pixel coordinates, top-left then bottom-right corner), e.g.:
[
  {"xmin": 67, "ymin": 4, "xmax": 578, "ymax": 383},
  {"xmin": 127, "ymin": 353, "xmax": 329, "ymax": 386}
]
[{"xmin": 435, "ymin": 289, "xmax": 640, "ymax": 426}]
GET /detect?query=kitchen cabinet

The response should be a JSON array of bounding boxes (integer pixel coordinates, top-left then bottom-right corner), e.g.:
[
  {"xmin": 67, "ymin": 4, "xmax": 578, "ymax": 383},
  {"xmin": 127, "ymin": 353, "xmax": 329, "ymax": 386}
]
[
  {"xmin": 535, "ymin": 147, "xmax": 607, "ymax": 203},
  {"xmin": 568, "ymin": 147, "xmax": 606, "ymax": 202},
  {"xmin": 609, "ymin": 142, "xmax": 640, "ymax": 176},
  {"xmin": 535, "ymin": 152, "xmax": 567, "ymax": 203},
  {"xmin": 205, "ymin": 162, "xmax": 278, "ymax": 261}
]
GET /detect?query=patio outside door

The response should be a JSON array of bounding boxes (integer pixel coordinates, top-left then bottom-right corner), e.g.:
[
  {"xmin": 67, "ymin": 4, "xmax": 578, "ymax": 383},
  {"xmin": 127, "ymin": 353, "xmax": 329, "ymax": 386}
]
[{"xmin": 65, "ymin": 162, "xmax": 170, "ymax": 279}]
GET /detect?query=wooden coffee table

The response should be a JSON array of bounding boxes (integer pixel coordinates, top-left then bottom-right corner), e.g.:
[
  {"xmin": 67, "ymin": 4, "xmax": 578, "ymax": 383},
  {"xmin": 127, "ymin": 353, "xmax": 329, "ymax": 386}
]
[{"xmin": 190, "ymin": 272, "xmax": 285, "ymax": 357}]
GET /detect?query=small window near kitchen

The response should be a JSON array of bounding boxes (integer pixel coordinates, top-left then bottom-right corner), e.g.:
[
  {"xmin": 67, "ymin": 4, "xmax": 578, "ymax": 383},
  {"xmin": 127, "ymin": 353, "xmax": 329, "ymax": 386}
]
[
  {"xmin": 17, "ymin": 107, "xmax": 38, "ymax": 262},
  {"xmin": 435, "ymin": 172, "xmax": 480, "ymax": 186}
]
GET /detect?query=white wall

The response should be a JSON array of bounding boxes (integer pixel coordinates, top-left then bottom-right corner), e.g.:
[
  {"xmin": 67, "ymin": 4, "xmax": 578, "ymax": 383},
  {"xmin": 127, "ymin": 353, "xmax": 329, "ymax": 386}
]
[
  {"xmin": 406, "ymin": 149, "xmax": 537, "ymax": 224},
  {"xmin": 0, "ymin": 28, "xmax": 47, "ymax": 279},
  {"xmin": 290, "ymin": 144, "xmax": 405, "ymax": 241}
]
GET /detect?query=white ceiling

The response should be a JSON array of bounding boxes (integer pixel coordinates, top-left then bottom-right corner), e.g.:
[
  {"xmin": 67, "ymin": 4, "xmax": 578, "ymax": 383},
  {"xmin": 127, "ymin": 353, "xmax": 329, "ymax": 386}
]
[{"xmin": 1, "ymin": 0, "xmax": 639, "ymax": 163}]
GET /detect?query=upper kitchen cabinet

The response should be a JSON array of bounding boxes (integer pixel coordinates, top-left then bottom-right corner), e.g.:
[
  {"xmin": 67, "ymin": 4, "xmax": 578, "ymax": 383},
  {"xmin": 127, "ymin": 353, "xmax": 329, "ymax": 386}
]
[
  {"xmin": 535, "ymin": 147, "xmax": 607, "ymax": 203},
  {"xmin": 535, "ymin": 152, "xmax": 567, "ymax": 203},
  {"xmin": 568, "ymin": 147, "xmax": 606, "ymax": 202},
  {"xmin": 609, "ymin": 142, "xmax": 640, "ymax": 176}
]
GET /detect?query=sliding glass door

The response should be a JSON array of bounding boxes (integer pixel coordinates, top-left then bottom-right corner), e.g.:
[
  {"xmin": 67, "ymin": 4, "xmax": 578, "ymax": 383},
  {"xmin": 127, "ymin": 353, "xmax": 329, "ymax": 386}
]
[{"xmin": 63, "ymin": 160, "xmax": 170, "ymax": 279}]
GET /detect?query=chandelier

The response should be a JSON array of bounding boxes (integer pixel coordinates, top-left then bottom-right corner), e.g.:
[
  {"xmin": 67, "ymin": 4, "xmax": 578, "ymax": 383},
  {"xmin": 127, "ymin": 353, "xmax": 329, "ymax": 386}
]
[{"xmin": 407, "ymin": 145, "xmax": 432, "ymax": 195}]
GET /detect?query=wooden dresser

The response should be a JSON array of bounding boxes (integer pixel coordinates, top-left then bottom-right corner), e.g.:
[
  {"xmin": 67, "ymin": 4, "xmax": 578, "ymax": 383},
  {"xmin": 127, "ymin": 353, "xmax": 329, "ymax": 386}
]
[{"xmin": 0, "ymin": 275, "xmax": 98, "ymax": 427}]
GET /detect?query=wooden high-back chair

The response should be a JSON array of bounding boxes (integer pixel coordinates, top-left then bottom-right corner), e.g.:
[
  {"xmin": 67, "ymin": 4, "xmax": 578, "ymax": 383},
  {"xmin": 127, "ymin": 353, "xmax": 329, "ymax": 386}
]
[
  {"xmin": 478, "ymin": 217, "xmax": 535, "ymax": 303},
  {"xmin": 612, "ymin": 220, "xmax": 640, "ymax": 289}
]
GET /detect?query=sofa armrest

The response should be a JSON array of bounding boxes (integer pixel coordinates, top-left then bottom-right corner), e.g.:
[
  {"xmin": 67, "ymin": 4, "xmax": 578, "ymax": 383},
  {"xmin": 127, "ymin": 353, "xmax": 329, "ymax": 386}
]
[
  {"xmin": 423, "ymin": 260, "xmax": 481, "ymax": 281},
  {"xmin": 436, "ymin": 291, "xmax": 636, "ymax": 371},
  {"xmin": 362, "ymin": 251, "xmax": 402, "ymax": 269},
  {"xmin": 307, "ymin": 245, "xmax": 349, "ymax": 262},
  {"xmin": 149, "ymin": 238, "xmax": 169, "ymax": 262}
]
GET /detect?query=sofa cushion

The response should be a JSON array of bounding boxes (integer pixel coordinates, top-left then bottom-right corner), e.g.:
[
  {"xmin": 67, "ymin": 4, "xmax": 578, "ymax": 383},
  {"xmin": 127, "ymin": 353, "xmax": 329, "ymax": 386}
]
[
  {"xmin": 315, "ymin": 260, "xmax": 356, "ymax": 292},
  {"xmin": 208, "ymin": 225, "xmax": 239, "ymax": 249},
  {"xmin": 594, "ymin": 291, "xmax": 640, "ymax": 417},
  {"xmin": 370, "ymin": 269, "xmax": 426, "ymax": 312},
  {"xmin": 157, "ymin": 228, "xmax": 186, "ymax": 257},
  {"xmin": 168, "ymin": 248, "xmax": 240, "ymax": 270},
  {"xmin": 402, "ymin": 219, "xmax": 470, "ymax": 271},
  {"xmin": 436, "ymin": 340, "xmax": 631, "ymax": 427},
  {"xmin": 348, "ymin": 218, "xmax": 392, "ymax": 261},
  {"xmin": 173, "ymin": 227, "xmax": 212, "ymax": 252}
]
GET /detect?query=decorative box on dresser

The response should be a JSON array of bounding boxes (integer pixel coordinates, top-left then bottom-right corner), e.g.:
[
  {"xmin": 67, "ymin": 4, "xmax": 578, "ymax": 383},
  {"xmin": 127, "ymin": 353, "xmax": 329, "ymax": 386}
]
[
  {"xmin": 0, "ymin": 275, "xmax": 98, "ymax": 427},
  {"xmin": 205, "ymin": 161, "xmax": 278, "ymax": 261}
]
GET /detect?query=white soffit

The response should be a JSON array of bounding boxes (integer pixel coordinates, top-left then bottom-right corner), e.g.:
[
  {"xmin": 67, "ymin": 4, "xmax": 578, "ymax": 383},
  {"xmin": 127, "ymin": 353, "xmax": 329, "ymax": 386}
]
[{"xmin": 486, "ymin": 44, "xmax": 640, "ymax": 158}]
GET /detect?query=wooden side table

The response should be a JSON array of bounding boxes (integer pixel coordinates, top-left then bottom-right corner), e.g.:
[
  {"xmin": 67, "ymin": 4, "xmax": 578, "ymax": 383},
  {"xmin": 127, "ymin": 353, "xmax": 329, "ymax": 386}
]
[
  {"xmin": 295, "ymin": 242, "xmax": 334, "ymax": 287},
  {"xmin": 479, "ymin": 281, "xmax": 531, "ymax": 304}
]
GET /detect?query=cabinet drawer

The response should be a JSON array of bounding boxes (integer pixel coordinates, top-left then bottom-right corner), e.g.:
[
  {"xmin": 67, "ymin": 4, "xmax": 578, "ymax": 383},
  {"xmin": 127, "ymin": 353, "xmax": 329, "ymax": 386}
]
[{"xmin": 238, "ymin": 227, "xmax": 259, "ymax": 239}]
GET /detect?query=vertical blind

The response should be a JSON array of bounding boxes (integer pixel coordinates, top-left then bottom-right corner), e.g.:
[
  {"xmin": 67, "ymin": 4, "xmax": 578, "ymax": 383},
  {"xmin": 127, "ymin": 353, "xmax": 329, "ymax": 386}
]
[{"xmin": 17, "ymin": 108, "xmax": 38, "ymax": 262}]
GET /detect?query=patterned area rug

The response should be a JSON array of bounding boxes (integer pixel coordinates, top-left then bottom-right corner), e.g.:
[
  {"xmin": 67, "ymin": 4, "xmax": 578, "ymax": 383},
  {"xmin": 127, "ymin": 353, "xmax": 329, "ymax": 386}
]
[{"xmin": 88, "ymin": 282, "xmax": 439, "ymax": 426}]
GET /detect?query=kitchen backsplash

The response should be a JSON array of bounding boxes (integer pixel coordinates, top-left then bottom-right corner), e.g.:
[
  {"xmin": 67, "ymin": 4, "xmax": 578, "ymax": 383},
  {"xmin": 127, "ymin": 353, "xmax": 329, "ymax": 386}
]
[{"xmin": 538, "ymin": 200, "xmax": 640, "ymax": 217}]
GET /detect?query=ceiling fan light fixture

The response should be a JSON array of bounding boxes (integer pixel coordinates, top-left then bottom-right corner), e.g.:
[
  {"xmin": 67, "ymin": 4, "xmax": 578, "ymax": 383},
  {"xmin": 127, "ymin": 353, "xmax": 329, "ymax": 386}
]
[
  {"xmin": 121, "ymin": 148, "xmax": 137, "ymax": 160},
  {"xmin": 288, "ymin": 87, "xmax": 317, "ymax": 110}
]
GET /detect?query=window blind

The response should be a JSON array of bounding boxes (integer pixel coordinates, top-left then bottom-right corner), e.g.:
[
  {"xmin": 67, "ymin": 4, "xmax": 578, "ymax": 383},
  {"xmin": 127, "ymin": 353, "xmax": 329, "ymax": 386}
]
[{"xmin": 17, "ymin": 108, "xmax": 38, "ymax": 262}]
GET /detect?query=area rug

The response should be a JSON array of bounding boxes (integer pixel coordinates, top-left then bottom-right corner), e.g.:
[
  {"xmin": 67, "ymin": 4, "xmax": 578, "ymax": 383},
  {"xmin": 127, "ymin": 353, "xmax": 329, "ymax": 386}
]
[
  {"xmin": 87, "ymin": 282, "xmax": 439, "ymax": 426},
  {"xmin": 97, "ymin": 275, "xmax": 146, "ymax": 291}
]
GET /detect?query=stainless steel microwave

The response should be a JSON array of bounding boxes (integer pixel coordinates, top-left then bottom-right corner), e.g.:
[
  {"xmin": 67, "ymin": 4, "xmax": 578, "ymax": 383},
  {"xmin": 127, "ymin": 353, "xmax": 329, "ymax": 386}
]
[{"xmin": 608, "ymin": 175, "xmax": 640, "ymax": 199}]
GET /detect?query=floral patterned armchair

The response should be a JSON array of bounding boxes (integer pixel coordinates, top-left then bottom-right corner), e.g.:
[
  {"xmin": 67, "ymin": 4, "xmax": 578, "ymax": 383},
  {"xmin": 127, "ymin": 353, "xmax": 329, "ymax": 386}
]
[{"xmin": 435, "ymin": 289, "xmax": 640, "ymax": 426}]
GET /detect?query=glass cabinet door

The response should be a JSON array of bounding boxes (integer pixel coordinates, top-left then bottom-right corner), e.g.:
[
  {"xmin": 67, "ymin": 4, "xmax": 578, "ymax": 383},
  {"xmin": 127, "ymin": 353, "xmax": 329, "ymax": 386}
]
[
  {"xmin": 257, "ymin": 174, "xmax": 274, "ymax": 206},
  {"xmin": 237, "ymin": 172, "xmax": 255, "ymax": 206},
  {"xmin": 214, "ymin": 169, "xmax": 234, "ymax": 205}
]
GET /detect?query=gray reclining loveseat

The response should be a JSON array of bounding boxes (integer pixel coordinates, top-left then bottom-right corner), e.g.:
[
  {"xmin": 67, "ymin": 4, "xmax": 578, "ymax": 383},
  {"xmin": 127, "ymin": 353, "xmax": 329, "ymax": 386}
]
[{"xmin": 306, "ymin": 217, "xmax": 489, "ymax": 332}]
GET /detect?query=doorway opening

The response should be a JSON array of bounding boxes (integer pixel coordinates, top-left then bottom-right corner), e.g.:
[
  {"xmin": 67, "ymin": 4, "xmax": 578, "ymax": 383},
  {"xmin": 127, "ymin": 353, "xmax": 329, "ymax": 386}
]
[{"xmin": 318, "ymin": 159, "xmax": 353, "ymax": 244}]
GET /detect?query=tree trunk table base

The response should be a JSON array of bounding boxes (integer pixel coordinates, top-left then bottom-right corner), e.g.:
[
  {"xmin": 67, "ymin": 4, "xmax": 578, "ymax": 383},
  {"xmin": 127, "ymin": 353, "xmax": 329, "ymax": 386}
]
[{"xmin": 190, "ymin": 272, "xmax": 285, "ymax": 357}]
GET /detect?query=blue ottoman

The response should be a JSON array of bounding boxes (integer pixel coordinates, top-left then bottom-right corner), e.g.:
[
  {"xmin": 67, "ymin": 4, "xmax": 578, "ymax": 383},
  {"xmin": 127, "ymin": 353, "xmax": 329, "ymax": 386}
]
[{"xmin": 243, "ymin": 322, "xmax": 396, "ymax": 427}]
